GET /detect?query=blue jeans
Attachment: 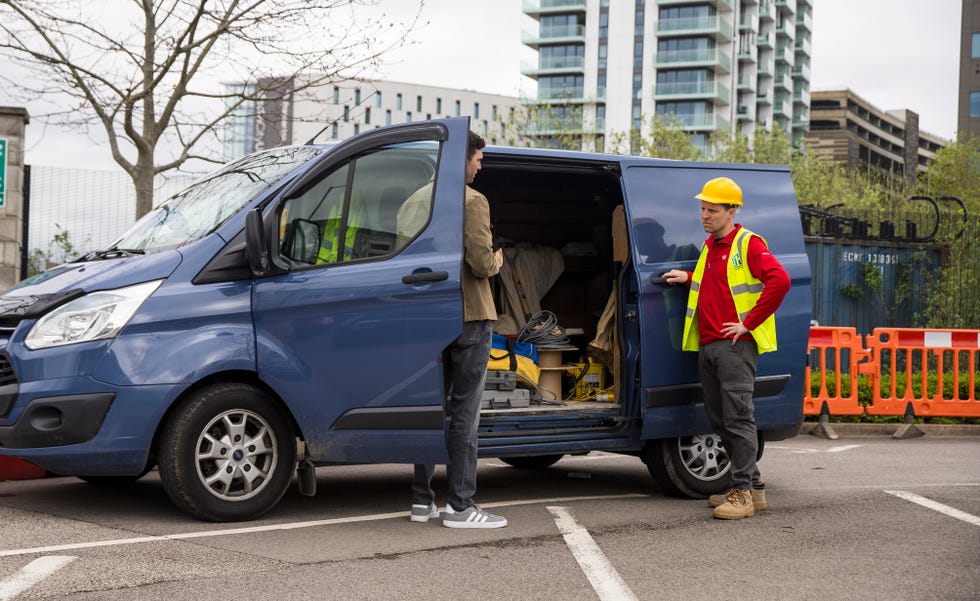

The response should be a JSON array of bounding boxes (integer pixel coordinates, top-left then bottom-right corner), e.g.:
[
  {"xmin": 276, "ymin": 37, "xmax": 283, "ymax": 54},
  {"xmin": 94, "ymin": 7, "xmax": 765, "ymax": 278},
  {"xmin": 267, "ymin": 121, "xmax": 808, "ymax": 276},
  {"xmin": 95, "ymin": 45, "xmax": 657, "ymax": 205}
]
[
  {"xmin": 412, "ymin": 320, "xmax": 493, "ymax": 511},
  {"xmin": 699, "ymin": 339, "xmax": 761, "ymax": 490}
]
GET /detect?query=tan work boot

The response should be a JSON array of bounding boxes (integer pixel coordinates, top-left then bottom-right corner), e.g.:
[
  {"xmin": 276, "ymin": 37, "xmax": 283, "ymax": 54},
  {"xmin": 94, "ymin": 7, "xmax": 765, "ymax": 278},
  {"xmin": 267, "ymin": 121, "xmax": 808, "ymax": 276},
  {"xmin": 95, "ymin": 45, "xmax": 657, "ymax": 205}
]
[
  {"xmin": 708, "ymin": 486, "xmax": 767, "ymax": 510},
  {"xmin": 712, "ymin": 488, "xmax": 755, "ymax": 520}
]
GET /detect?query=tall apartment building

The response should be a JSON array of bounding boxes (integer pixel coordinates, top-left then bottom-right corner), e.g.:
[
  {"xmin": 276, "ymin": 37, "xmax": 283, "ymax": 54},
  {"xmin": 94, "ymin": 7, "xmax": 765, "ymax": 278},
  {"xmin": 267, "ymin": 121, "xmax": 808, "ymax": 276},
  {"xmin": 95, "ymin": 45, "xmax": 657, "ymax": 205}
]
[
  {"xmin": 805, "ymin": 89, "xmax": 945, "ymax": 183},
  {"xmin": 958, "ymin": 0, "xmax": 980, "ymax": 139},
  {"xmin": 520, "ymin": 0, "xmax": 812, "ymax": 153},
  {"xmin": 224, "ymin": 78, "xmax": 521, "ymax": 161}
]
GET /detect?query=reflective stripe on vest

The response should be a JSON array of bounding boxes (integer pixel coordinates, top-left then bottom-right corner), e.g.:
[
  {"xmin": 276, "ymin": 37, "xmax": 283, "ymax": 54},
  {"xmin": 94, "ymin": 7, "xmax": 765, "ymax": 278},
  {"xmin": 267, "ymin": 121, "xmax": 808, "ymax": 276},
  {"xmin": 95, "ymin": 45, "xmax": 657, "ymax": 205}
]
[{"xmin": 681, "ymin": 227, "xmax": 778, "ymax": 354}]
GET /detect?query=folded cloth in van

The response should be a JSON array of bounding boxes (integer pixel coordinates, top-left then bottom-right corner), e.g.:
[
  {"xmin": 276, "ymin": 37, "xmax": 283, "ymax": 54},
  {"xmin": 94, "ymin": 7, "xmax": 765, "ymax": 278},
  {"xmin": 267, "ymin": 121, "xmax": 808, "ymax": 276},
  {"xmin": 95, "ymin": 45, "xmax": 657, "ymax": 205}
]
[{"xmin": 496, "ymin": 242, "xmax": 564, "ymax": 335}]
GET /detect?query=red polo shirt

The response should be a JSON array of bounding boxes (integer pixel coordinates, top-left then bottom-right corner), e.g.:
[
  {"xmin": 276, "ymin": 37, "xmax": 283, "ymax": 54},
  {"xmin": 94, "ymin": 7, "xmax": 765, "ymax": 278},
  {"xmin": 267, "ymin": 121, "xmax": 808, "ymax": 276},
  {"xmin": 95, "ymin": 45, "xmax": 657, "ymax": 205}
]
[{"xmin": 684, "ymin": 224, "xmax": 791, "ymax": 346}]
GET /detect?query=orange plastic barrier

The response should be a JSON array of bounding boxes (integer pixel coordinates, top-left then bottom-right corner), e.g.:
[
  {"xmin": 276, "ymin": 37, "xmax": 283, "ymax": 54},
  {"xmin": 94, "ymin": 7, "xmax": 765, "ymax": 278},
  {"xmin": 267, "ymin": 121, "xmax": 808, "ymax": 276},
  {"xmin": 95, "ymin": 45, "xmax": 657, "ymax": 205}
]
[
  {"xmin": 804, "ymin": 326, "xmax": 872, "ymax": 416},
  {"xmin": 863, "ymin": 328, "xmax": 980, "ymax": 418}
]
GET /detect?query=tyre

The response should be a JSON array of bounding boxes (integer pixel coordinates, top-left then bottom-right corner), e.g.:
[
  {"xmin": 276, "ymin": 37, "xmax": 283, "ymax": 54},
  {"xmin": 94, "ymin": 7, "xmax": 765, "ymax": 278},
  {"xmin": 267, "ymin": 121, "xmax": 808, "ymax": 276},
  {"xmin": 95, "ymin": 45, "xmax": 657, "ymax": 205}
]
[
  {"xmin": 643, "ymin": 434, "xmax": 732, "ymax": 498},
  {"xmin": 500, "ymin": 454, "xmax": 564, "ymax": 470},
  {"xmin": 158, "ymin": 383, "xmax": 296, "ymax": 522}
]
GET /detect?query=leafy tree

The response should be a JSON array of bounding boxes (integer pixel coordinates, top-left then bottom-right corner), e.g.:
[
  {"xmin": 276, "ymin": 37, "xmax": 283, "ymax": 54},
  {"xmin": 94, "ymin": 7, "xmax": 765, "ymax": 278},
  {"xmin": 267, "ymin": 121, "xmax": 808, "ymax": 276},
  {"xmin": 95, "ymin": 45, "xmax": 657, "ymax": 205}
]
[
  {"xmin": 27, "ymin": 225, "xmax": 80, "ymax": 276},
  {"xmin": 0, "ymin": 0, "xmax": 421, "ymax": 218}
]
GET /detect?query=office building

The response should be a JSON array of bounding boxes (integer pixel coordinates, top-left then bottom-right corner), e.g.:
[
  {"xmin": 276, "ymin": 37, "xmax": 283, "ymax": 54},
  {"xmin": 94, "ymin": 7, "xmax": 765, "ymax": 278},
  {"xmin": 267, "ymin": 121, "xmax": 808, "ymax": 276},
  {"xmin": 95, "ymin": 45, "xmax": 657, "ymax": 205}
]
[
  {"xmin": 805, "ymin": 89, "xmax": 945, "ymax": 183},
  {"xmin": 223, "ymin": 78, "xmax": 521, "ymax": 161},
  {"xmin": 958, "ymin": 0, "xmax": 980, "ymax": 139},
  {"xmin": 520, "ymin": 0, "xmax": 812, "ymax": 153}
]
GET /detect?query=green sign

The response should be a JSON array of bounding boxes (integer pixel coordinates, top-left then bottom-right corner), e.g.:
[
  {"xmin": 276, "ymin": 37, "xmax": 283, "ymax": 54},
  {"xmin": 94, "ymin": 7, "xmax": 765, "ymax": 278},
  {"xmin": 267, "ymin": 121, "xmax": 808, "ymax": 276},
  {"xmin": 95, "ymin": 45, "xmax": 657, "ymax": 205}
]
[{"xmin": 0, "ymin": 138, "xmax": 6, "ymax": 208}]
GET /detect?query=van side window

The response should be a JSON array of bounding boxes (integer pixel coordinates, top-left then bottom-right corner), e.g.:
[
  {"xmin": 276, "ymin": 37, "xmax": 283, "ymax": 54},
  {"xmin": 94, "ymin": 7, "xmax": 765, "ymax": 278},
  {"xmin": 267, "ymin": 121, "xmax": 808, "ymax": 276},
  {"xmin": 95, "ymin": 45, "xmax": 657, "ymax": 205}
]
[{"xmin": 277, "ymin": 141, "xmax": 439, "ymax": 265}]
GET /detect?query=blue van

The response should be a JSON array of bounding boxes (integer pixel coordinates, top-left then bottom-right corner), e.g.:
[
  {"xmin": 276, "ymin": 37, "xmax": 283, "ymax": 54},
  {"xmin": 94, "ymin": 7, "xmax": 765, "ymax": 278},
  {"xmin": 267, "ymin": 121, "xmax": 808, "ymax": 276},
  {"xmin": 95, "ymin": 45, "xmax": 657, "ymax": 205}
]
[{"xmin": 0, "ymin": 118, "xmax": 811, "ymax": 521}]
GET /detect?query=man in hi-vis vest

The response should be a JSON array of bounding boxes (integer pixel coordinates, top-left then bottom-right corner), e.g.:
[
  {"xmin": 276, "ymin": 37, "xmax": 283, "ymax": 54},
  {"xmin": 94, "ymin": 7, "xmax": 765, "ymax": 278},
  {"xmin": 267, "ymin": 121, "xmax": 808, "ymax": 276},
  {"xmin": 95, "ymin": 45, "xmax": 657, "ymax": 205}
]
[{"xmin": 663, "ymin": 177, "xmax": 790, "ymax": 520}]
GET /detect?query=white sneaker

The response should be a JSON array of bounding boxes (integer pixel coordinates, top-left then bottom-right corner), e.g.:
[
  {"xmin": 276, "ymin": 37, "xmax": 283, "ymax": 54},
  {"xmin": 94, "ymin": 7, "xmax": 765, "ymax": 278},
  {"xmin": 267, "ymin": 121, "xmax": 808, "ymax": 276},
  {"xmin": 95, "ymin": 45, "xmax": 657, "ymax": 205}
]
[
  {"xmin": 410, "ymin": 503, "xmax": 439, "ymax": 523},
  {"xmin": 442, "ymin": 504, "xmax": 508, "ymax": 529}
]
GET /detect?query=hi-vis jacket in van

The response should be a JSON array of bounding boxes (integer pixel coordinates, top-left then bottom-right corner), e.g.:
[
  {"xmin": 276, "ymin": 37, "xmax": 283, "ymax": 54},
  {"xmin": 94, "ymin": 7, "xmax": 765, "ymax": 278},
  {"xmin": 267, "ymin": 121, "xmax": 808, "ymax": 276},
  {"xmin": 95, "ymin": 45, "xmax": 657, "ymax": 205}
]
[{"xmin": 681, "ymin": 225, "xmax": 789, "ymax": 355}]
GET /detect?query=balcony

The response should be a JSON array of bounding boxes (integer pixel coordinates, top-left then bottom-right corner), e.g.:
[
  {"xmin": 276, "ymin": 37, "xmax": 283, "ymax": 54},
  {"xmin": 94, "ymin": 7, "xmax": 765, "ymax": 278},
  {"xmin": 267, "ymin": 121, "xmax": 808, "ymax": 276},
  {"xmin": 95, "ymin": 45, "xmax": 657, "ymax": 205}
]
[
  {"xmin": 775, "ymin": 71, "xmax": 793, "ymax": 91},
  {"xmin": 521, "ymin": 55, "xmax": 585, "ymax": 78},
  {"xmin": 792, "ymin": 62, "xmax": 811, "ymax": 81},
  {"xmin": 737, "ymin": 103, "xmax": 756, "ymax": 121},
  {"xmin": 795, "ymin": 36, "xmax": 812, "ymax": 57},
  {"xmin": 757, "ymin": 33, "xmax": 773, "ymax": 49},
  {"xmin": 738, "ymin": 42, "xmax": 758, "ymax": 63},
  {"xmin": 659, "ymin": 0, "xmax": 733, "ymax": 9},
  {"xmin": 739, "ymin": 13, "xmax": 760, "ymax": 32},
  {"xmin": 523, "ymin": 0, "xmax": 586, "ymax": 18},
  {"xmin": 737, "ymin": 71, "xmax": 756, "ymax": 90},
  {"xmin": 654, "ymin": 80, "xmax": 731, "ymax": 105},
  {"xmin": 522, "ymin": 24, "xmax": 585, "ymax": 48},
  {"xmin": 775, "ymin": 44, "xmax": 792, "ymax": 64},
  {"xmin": 774, "ymin": 0, "xmax": 798, "ymax": 13},
  {"xmin": 660, "ymin": 111, "xmax": 731, "ymax": 132},
  {"xmin": 654, "ymin": 47, "xmax": 732, "ymax": 73},
  {"xmin": 657, "ymin": 15, "xmax": 733, "ymax": 42},
  {"xmin": 530, "ymin": 86, "xmax": 604, "ymax": 104},
  {"xmin": 756, "ymin": 87, "xmax": 773, "ymax": 105},
  {"xmin": 796, "ymin": 9, "xmax": 813, "ymax": 31},
  {"xmin": 774, "ymin": 98, "xmax": 792, "ymax": 119},
  {"xmin": 759, "ymin": 1, "xmax": 774, "ymax": 21},
  {"xmin": 793, "ymin": 87, "xmax": 811, "ymax": 106}
]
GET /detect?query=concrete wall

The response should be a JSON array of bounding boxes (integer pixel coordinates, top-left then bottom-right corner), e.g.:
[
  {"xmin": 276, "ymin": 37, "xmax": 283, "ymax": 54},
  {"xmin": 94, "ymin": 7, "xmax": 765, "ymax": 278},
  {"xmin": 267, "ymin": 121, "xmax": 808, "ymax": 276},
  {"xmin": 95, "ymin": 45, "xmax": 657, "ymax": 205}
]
[{"xmin": 0, "ymin": 106, "xmax": 28, "ymax": 291}]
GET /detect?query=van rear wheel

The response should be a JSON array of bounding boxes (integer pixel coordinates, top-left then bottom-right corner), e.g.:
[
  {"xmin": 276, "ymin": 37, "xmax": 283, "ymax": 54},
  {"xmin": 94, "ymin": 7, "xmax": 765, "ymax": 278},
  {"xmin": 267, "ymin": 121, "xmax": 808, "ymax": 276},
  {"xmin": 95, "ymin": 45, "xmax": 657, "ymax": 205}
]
[
  {"xmin": 158, "ymin": 383, "xmax": 296, "ymax": 522},
  {"xmin": 643, "ymin": 434, "xmax": 732, "ymax": 498}
]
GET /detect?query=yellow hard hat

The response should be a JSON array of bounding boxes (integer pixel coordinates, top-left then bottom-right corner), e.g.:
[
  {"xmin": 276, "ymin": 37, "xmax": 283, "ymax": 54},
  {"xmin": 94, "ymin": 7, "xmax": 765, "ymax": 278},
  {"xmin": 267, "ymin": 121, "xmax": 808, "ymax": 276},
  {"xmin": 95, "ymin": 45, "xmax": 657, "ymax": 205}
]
[{"xmin": 695, "ymin": 177, "xmax": 743, "ymax": 206}]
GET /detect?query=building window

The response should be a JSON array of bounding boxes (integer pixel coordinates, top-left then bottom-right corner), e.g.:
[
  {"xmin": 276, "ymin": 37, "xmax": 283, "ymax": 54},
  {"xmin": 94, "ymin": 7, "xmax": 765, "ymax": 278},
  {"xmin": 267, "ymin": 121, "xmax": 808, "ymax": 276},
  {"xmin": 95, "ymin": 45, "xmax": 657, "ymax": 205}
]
[
  {"xmin": 437, "ymin": 97, "xmax": 442, "ymax": 113},
  {"xmin": 474, "ymin": 103, "xmax": 480, "ymax": 119},
  {"xmin": 973, "ymin": 33, "xmax": 980, "ymax": 58},
  {"xmin": 376, "ymin": 92, "xmax": 382, "ymax": 107},
  {"xmin": 343, "ymin": 106, "xmax": 349, "ymax": 122},
  {"xmin": 970, "ymin": 92, "xmax": 980, "ymax": 118},
  {"xmin": 365, "ymin": 107, "xmax": 371, "ymax": 124},
  {"xmin": 333, "ymin": 86, "xmax": 340, "ymax": 103},
  {"xmin": 355, "ymin": 88, "xmax": 361, "ymax": 104},
  {"xmin": 385, "ymin": 109, "xmax": 392, "ymax": 125},
  {"xmin": 396, "ymin": 93, "xmax": 403, "ymax": 110},
  {"xmin": 331, "ymin": 123, "xmax": 339, "ymax": 139},
  {"xmin": 455, "ymin": 100, "xmax": 461, "ymax": 116},
  {"xmin": 406, "ymin": 112, "xmax": 412, "ymax": 123},
  {"xmin": 492, "ymin": 105, "xmax": 498, "ymax": 120},
  {"xmin": 417, "ymin": 95, "xmax": 423, "ymax": 112},
  {"xmin": 354, "ymin": 123, "xmax": 360, "ymax": 135}
]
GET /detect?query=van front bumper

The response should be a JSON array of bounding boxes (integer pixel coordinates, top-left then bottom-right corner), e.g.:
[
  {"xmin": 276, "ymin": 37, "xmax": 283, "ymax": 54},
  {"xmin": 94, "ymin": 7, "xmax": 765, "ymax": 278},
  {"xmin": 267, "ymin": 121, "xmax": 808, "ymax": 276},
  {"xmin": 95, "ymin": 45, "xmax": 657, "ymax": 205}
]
[{"xmin": 0, "ymin": 392, "xmax": 114, "ymax": 448}]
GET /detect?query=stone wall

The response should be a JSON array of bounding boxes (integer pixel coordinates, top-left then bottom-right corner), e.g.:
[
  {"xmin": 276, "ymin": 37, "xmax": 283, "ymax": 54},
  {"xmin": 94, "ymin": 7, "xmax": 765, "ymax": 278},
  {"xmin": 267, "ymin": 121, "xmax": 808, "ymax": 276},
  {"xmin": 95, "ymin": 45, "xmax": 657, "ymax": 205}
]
[{"xmin": 0, "ymin": 106, "xmax": 29, "ymax": 291}]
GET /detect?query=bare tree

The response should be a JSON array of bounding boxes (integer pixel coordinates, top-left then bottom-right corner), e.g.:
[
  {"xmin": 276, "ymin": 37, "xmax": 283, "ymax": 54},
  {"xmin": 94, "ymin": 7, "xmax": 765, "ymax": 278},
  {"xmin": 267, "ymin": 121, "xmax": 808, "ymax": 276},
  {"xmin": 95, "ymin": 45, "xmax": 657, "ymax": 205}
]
[{"xmin": 0, "ymin": 0, "xmax": 423, "ymax": 217}]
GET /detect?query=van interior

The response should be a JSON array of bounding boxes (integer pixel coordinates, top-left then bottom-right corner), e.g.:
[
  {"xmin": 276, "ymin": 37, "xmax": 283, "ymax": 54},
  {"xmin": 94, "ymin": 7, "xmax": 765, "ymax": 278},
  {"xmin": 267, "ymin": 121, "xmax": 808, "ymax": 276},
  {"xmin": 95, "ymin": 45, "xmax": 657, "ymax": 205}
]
[{"xmin": 477, "ymin": 154, "xmax": 627, "ymax": 418}]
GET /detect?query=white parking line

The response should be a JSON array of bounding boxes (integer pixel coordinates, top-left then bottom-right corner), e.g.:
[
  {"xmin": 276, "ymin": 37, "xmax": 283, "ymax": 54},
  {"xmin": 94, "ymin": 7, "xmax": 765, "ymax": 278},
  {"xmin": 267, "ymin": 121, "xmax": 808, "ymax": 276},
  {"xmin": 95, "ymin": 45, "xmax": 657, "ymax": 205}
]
[
  {"xmin": 885, "ymin": 490, "xmax": 980, "ymax": 527},
  {"xmin": 0, "ymin": 493, "xmax": 649, "ymax": 558},
  {"xmin": 548, "ymin": 506, "xmax": 638, "ymax": 601},
  {"xmin": 0, "ymin": 555, "xmax": 75, "ymax": 601},
  {"xmin": 827, "ymin": 444, "xmax": 863, "ymax": 453}
]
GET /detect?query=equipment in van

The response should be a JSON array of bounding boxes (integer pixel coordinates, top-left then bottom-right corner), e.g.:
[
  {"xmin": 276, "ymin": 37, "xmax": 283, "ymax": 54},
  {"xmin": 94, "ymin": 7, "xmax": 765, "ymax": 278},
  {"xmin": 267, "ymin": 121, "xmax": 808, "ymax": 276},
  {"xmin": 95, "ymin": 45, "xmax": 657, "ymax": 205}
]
[{"xmin": 486, "ymin": 333, "xmax": 540, "ymax": 387}]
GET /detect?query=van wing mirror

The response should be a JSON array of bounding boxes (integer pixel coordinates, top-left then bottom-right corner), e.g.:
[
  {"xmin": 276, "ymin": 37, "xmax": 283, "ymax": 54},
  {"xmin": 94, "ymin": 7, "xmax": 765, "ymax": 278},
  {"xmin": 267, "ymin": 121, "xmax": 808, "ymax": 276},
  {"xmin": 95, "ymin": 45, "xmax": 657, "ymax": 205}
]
[{"xmin": 245, "ymin": 208, "xmax": 273, "ymax": 276}]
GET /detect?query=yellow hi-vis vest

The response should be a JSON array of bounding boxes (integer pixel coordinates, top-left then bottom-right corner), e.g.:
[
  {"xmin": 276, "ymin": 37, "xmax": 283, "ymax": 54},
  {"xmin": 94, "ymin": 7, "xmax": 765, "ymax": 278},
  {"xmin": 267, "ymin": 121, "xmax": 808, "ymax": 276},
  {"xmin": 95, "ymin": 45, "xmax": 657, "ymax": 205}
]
[
  {"xmin": 681, "ymin": 227, "xmax": 778, "ymax": 354},
  {"xmin": 317, "ymin": 196, "xmax": 365, "ymax": 263}
]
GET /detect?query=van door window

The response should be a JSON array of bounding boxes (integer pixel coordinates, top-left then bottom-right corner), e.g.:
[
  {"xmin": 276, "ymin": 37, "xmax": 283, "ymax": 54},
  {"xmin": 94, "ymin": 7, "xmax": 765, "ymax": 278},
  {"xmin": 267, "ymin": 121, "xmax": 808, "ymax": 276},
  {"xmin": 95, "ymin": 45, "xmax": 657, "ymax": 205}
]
[{"xmin": 277, "ymin": 141, "xmax": 439, "ymax": 266}]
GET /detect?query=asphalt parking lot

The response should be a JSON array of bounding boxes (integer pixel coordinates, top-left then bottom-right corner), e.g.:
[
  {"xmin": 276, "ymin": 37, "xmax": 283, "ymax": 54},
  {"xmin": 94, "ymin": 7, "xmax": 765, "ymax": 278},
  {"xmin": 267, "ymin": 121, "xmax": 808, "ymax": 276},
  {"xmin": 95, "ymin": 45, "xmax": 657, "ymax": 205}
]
[{"xmin": 1, "ymin": 432, "xmax": 978, "ymax": 600}]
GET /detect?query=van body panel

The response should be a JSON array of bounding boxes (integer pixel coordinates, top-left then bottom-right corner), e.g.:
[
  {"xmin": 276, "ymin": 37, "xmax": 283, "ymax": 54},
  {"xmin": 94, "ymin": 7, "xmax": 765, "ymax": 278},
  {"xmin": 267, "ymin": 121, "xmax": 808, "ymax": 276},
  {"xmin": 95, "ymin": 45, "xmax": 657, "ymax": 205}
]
[
  {"xmin": 620, "ymin": 161, "xmax": 811, "ymax": 441},
  {"xmin": 252, "ymin": 119, "xmax": 469, "ymax": 464}
]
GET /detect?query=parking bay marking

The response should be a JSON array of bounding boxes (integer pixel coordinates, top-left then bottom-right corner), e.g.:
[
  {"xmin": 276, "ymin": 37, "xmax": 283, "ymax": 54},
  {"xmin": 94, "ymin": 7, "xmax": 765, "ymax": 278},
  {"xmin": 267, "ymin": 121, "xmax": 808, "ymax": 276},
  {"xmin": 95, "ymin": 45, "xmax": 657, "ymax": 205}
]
[
  {"xmin": 548, "ymin": 506, "xmax": 639, "ymax": 601},
  {"xmin": 885, "ymin": 490, "xmax": 980, "ymax": 527},
  {"xmin": 0, "ymin": 493, "xmax": 649, "ymax": 558},
  {"xmin": 0, "ymin": 555, "xmax": 75, "ymax": 601}
]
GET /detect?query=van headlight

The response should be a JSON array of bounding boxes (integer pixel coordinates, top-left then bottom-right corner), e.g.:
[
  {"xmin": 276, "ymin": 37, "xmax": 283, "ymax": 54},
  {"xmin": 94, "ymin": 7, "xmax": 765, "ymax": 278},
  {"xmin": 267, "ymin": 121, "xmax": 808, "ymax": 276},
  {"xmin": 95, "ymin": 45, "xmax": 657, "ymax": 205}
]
[{"xmin": 25, "ymin": 280, "xmax": 163, "ymax": 350}]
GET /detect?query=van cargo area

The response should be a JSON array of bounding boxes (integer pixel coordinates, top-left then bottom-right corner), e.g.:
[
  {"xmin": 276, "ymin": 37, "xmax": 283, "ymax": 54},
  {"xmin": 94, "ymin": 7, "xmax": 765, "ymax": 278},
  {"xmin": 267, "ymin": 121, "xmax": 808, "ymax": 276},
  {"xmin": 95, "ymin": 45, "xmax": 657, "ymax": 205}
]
[{"xmin": 477, "ymin": 155, "xmax": 627, "ymax": 419}]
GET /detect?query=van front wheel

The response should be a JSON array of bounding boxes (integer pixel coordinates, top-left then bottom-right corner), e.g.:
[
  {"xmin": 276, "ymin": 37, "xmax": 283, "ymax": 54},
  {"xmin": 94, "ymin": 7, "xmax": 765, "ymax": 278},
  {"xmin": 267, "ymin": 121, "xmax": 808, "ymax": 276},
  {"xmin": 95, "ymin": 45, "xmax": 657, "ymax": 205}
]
[
  {"xmin": 158, "ymin": 383, "xmax": 296, "ymax": 522},
  {"xmin": 643, "ymin": 434, "xmax": 732, "ymax": 498}
]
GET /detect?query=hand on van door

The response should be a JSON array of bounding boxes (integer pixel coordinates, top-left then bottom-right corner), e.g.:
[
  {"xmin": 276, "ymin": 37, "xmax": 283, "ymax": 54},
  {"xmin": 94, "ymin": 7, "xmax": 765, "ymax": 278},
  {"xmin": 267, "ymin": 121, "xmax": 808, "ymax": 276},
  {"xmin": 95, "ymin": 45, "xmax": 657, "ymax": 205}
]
[
  {"xmin": 493, "ymin": 249, "xmax": 504, "ymax": 270},
  {"xmin": 660, "ymin": 269, "xmax": 689, "ymax": 286}
]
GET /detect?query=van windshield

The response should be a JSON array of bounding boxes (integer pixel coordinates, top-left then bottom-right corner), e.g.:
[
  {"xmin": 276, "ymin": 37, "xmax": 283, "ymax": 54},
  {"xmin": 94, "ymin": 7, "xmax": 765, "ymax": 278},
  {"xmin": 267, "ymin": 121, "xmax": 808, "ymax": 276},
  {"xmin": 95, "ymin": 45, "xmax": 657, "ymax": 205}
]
[{"xmin": 107, "ymin": 146, "xmax": 322, "ymax": 253}]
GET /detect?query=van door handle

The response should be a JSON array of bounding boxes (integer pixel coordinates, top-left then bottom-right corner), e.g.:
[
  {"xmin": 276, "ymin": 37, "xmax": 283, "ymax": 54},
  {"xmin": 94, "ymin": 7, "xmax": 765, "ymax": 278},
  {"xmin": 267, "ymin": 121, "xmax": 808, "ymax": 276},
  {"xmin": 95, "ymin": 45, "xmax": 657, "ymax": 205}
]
[
  {"xmin": 402, "ymin": 271, "xmax": 449, "ymax": 285},
  {"xmin": 651, "ymin": 276, "xmax": 671, "ymax": 286}
]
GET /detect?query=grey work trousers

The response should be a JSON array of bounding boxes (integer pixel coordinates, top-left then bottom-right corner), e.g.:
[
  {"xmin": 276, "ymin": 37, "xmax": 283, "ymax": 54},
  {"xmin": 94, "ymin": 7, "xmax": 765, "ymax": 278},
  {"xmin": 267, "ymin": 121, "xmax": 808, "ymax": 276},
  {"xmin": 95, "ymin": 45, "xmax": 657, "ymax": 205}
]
[
  {"xmin": 699, "ymin": 339, "xmax": 761, "ymax": 490},
  {"xmin": 412, "ymin": 319, "xmax": 493, "ymax": 511}
]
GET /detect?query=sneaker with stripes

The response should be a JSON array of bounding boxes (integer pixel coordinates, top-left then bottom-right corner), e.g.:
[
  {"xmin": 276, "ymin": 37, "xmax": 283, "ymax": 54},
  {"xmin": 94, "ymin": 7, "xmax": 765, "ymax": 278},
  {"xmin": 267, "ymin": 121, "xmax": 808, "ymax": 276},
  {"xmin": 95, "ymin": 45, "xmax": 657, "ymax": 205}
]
[
  {"xmin": 410, "ymin": 503, "xmax": 439, "ymax": 523},
  {"xmin": 442, "ymin": 504, "xmax": 508, "ymax": 529}
]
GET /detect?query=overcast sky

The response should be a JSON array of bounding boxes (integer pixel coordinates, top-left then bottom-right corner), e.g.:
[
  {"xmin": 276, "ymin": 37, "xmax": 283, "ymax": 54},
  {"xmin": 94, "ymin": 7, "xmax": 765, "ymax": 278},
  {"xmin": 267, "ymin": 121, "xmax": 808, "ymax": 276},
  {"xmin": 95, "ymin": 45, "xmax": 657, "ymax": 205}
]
[{"xmin": 2, "ymin": 0, "xmax": 961, "ymax": 170}]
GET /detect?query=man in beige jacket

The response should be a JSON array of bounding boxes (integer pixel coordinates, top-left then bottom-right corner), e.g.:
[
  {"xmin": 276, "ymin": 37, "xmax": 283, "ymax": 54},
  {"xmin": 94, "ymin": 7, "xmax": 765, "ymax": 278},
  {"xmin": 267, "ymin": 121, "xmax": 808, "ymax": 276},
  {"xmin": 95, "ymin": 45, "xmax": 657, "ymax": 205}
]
[{"xmin": 408, "ymin": 131, "xmax": 507, "ymax": 528}]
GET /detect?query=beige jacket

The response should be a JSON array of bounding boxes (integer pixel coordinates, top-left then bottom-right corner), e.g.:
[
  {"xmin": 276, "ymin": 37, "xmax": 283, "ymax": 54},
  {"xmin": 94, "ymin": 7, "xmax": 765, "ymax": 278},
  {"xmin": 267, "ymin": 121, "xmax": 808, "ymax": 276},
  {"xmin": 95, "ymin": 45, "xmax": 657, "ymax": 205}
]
[{"xmin": 462, "ymin": 185, "xmax": 498, "ymax": 322}]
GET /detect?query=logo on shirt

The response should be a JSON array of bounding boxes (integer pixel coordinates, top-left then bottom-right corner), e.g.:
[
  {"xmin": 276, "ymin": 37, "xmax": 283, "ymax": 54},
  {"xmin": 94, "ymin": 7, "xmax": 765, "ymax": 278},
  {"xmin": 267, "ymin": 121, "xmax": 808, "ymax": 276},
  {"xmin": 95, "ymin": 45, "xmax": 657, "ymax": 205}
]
[{"xmin": 731, "ymin": 251, "xmax": 743, "ymax": 269}]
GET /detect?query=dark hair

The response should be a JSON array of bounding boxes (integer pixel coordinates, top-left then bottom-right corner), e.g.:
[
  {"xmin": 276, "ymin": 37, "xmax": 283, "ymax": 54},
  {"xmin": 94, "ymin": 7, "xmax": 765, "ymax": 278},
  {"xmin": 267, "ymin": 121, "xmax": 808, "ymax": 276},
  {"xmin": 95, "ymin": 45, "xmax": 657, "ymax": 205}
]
[{"xmin": 467, "ymin": 130, "xmax": 486, "ymax": 161}]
